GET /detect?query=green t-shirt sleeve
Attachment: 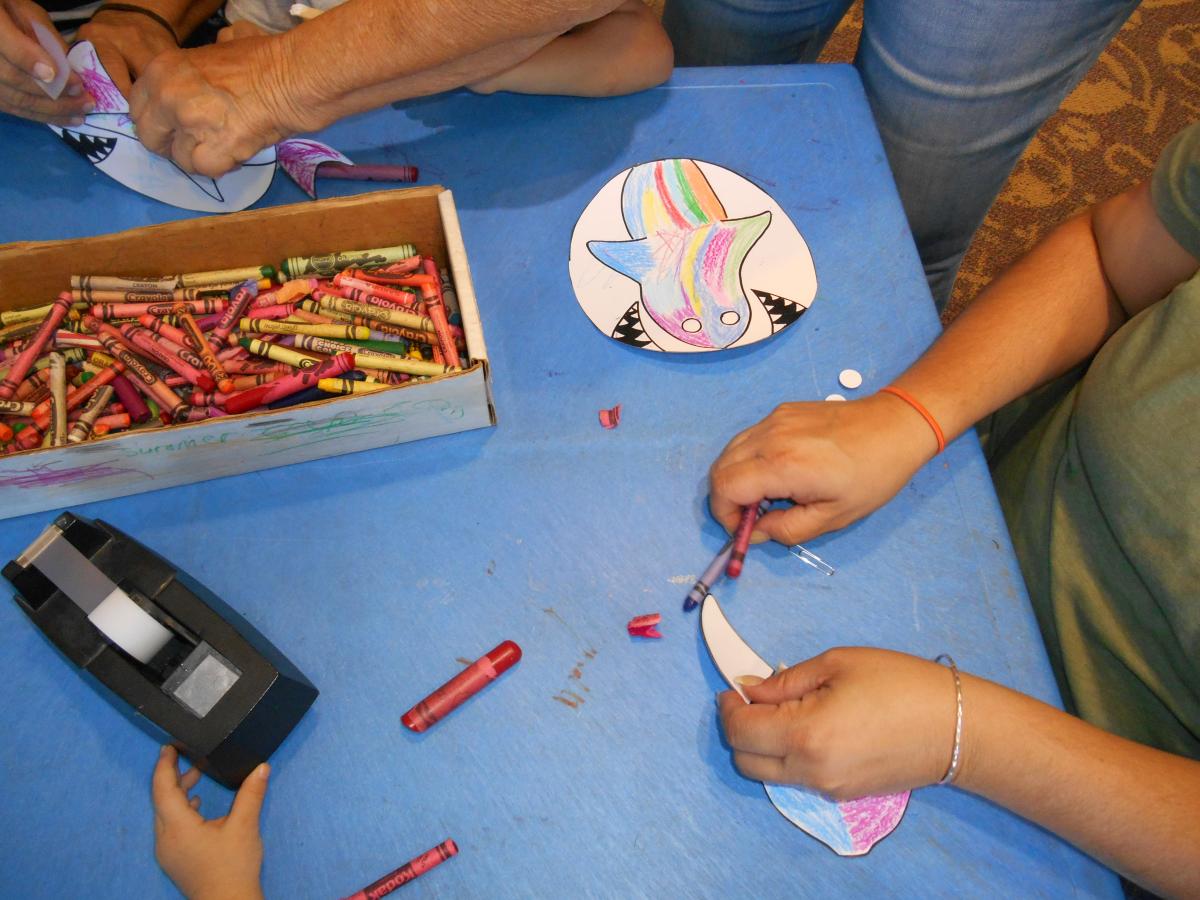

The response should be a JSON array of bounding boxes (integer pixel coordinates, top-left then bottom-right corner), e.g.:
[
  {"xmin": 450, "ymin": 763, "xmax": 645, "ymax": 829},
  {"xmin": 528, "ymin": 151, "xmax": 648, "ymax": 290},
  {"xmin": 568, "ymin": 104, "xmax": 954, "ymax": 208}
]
[{"xmin": 1151, "ymin": 122, "xmax": 1200, "ymax": 259}]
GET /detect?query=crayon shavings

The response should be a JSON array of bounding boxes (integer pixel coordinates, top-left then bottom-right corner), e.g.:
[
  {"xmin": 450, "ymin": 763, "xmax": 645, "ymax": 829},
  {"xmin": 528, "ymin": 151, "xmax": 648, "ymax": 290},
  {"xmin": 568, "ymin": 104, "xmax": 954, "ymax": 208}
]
[
  {"xmin": 598, "ymin": 404, "xmax": 621, "ymax": 429},
  {"xmin": 627, "ymin": 613, "xmax": 662, "ymax": 639}
]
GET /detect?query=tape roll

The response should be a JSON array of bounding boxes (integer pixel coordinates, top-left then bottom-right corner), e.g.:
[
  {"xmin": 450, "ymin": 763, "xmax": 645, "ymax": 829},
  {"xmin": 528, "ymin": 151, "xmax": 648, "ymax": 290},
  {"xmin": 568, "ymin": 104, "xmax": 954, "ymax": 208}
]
[{"xmin": 88, "ymin": 589, "xmax": 173, "ymax": 664}]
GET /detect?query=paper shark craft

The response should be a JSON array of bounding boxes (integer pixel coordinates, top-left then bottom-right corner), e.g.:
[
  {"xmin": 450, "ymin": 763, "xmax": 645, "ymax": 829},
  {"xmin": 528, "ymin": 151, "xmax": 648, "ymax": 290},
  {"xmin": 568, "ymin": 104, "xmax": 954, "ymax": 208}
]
[
  {"xmin": 48, "ymin": 43, "xmax": 357, "ymax": 212},
  {"xmin": 570, "ymin": 159, "xmax": 818, "ymax": 353},
  {"xmin": 700, "ymin": 595, "xmax": 909, "ymax": 856}
]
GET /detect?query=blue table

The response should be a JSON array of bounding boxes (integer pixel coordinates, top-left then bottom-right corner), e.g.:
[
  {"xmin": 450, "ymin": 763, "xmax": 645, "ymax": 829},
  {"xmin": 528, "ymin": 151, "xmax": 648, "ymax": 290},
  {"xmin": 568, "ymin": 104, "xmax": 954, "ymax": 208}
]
[{"xmin": 0, "ymin": 66, "xmax": 1118, "ymax": 897}]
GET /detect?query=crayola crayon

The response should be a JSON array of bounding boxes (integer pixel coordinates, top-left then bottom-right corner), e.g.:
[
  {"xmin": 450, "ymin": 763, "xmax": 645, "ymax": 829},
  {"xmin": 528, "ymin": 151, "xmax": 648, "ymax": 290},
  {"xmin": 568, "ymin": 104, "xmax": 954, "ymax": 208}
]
[
  {"xmin": 0, "ymin": 292, "xmax": 72, "ymax": 400},
  {"xmin": 281, "ymin": 243, "xmax": 417, "ymax": 279},
  {"xmin": 67, "ymin": 385, "xmax": 114, "ymax": 444}
]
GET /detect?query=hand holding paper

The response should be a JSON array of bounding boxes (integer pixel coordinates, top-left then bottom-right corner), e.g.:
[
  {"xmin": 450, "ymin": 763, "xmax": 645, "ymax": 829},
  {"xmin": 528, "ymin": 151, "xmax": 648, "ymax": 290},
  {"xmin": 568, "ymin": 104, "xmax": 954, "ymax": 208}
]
[
  {"xmin": 0, "ymin": 0, "xmax": 90, "ymax": 123},
  {"xmin": 718, "ymin": 648, "xmax": 958, "ymax": 798}
]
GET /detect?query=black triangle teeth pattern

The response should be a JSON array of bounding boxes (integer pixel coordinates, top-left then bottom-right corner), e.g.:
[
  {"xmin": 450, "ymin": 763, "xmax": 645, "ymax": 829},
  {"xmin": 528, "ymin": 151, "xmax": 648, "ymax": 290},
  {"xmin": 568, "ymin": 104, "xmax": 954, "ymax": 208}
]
[
  {"xmin": 753, "ymin": 289, "xmax": 806, "ymax": 329},
  {"xmin": 59, "ymin": 131, "xmax": 116, "ymax": 165},
  {"xmin": 611, "ymin": 301, "xmax": 655, "ymax": 348}
]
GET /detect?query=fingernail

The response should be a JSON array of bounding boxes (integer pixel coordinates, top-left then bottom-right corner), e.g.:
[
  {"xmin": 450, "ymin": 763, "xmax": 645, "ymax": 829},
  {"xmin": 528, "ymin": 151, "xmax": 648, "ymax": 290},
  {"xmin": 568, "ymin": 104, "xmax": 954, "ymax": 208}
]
[
  {"xmin": 776, "ymin": 661, "xmax": 787, "ymax": 674},
  {"xmin": 159, "ymin": 744, "xmax": 170, "ymax": 756},
  {"xmin": 82, "ymin": 100, "xmax": 95, "ymax": 114},
  {"xmin": 34, "ymin": 62, "xmax": 55, "ymax": 83},
  {"xmin": 66, "ymin": 84, "xmax": 82, "ymax": 97},
  {"xmin": 68, "ymin": 117, "xmax": 85, "ymax": 126},
  {"xmin": 255, "ymin": 762, "xmax": 270, "ymax": 780},
  {"xmin": 749, "ymin": 529, "xmax": 768, "ymax": 545},
  {"xmin": 715, "ymin": 691, "xmax": 722, "ymax": 705},
  {"xmin": 735, "ymin": 675, "xmax": 764, "ymax": 687}
]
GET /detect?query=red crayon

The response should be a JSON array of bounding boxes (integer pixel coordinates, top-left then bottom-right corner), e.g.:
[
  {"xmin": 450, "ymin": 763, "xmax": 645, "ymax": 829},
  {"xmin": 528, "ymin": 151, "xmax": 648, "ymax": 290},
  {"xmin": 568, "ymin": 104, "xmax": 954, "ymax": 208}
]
[
  {"xmin": 341, "ymin": 839, "xmax": 457, "ymax": 900},
  {"xmin": 726, "ymin": 500, "xmax": 769, "ymax": 578},
  {"xmin": 421, "ymin": 257, "xmax": 460, "ymax": 368},
  {"xmin": 320, "ymin": 162, "xmax": 419, "ymax": 185},
  {"xmin": 401, "ymin": 640, "xmax": 521, "ymax": 732},
  {"xmin": 0, "ymin": 292, "xmax": 72, "ymax": 399}
]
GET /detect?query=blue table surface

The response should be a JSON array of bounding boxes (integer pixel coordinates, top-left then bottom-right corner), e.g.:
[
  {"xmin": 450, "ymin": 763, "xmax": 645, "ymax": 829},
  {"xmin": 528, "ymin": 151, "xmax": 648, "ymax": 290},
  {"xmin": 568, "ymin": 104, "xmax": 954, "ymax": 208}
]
[{"xmin": 0, "ymin": 66, "xmax": 1118, "ymax": 898}]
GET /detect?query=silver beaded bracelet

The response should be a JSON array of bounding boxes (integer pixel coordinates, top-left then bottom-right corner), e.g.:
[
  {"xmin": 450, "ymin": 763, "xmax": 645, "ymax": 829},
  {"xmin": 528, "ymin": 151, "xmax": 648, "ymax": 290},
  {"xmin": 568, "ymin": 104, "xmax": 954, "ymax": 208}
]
[{"xmin": 935, "ymin": 654, "xmax": 963, "ymax": 785}]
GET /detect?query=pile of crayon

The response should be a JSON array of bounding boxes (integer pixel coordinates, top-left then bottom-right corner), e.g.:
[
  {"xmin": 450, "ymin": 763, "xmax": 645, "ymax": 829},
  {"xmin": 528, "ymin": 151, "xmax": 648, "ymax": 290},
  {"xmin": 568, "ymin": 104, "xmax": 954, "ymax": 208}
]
[{"xmin": 0, "ymin": 243, "xmax": 469, "ymax": 455}]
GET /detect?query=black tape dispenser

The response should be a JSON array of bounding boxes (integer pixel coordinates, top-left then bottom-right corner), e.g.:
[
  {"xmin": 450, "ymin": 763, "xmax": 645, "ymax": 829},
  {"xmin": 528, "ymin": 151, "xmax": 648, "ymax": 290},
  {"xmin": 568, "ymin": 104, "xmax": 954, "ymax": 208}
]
[{"xmin": 3, "ymin": 512, "xmax": 317, "ymax": 788}]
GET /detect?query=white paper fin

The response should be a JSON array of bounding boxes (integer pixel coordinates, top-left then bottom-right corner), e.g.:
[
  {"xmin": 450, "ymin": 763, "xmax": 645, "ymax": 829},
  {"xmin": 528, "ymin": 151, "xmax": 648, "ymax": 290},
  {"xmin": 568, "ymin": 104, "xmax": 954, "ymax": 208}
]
[
  {"xmin": 47, "ymin": 42, "xmax": 275, "ymax": 213},
  {"xmin": 700, "ymin": 595, "xmax": 909, "ymax": 856}
]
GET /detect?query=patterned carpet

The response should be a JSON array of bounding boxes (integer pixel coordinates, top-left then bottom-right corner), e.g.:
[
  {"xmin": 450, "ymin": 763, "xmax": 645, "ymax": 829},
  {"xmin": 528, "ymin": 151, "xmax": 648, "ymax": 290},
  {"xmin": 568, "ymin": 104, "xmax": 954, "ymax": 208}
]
[{"xmin": 817, "ymin": 0, "xmax": 1200, "ymax": 319}]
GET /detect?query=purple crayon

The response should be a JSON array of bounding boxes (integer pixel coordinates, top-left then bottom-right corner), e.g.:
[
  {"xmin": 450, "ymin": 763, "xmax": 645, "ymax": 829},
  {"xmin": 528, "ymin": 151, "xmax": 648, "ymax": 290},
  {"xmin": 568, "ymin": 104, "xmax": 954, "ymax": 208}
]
[{"xmin": 684, "ymin": 537, "xmax": 735, "ymax": 612}]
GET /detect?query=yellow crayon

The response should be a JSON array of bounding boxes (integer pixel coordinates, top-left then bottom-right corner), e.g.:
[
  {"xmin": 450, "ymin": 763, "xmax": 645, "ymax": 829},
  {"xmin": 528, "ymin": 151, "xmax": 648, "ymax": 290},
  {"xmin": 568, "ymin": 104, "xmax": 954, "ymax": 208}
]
[
  {"xmin": 241, "ymin": 337, "xmax": 324, "ymax": 370},
  {"xmin": 316, "ymin": 378, "xmax": 388, "ymax": 395},
  {"xmin": 239, "ymin": 319, "xmax": 371, "ymax": 340},
  {"xmin": 316, "ymin": 295, "xmax": 435, "ymax": 332}
]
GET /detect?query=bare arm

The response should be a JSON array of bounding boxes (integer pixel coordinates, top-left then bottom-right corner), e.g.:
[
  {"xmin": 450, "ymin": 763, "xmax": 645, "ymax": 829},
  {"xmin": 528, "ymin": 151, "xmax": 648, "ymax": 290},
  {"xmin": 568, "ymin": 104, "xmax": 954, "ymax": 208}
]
[
  {"xmin": 708, "ymin": 179, "xmax": 1200, "ymax": 544},
  {"xmin": 889, "ymin": 179, "xmax": 1199, "ymax": 447},
  {"xmin": 130, "ymin": 0, "xmax": 624, "ymax": 175},
  {"xmin": 469, "ymin": 0, "xmax": 672, "ymax": 97},
  {"xmin": 721, "ymin": 649, "xmax": 1200, "ymax": 898},
  {"xmin": 960, "ymin": 674, "xmax": 1200, "ymax": 897}
]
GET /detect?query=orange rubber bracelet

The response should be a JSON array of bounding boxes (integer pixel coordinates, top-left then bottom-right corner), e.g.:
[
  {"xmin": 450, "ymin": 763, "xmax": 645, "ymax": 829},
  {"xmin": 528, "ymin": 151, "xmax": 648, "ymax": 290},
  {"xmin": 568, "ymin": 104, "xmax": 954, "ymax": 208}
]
[{"xmin": 879, "ymin": 386, "xmax": 946, "ymax": 454}]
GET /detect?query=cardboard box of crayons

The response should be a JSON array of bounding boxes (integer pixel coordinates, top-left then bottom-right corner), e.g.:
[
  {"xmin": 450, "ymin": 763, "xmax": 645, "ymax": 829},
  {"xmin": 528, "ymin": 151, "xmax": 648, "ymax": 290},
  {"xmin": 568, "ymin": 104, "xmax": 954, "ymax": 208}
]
[{"xmin": 0, "ymin": 187, "xmax": 494, "ymax": 521}]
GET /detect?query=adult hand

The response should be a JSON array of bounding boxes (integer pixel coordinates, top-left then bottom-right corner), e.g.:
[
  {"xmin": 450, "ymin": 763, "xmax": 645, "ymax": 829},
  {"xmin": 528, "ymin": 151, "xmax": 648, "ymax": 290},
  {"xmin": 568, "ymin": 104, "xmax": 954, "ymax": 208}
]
[
  {"xmin": 129, "ymin": 37, "xmax": 311, "ymax": 176},
  {"xmin": 77, "ymin": 7, "xmax": 178, "ymax": 98},
  {"xmin": 708, "ymin": 393, "xmax": 938, "ymax": 546},
  {"xmin": 0, "ymin": 0, "xmax": 91, "ymax": 124},
  {"xmin": 717, "ymin": 647, "xmax": 958, "ymax": 799},
  {"xmin": 152, "ymin": 745, "xmax": 268, "ymax": 900}
]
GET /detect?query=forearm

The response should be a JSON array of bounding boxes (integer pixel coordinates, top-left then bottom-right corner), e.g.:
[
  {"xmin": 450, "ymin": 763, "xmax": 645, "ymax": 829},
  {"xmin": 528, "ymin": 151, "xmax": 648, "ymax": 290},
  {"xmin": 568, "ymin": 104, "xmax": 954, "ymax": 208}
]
[
  {"xmin": 268, "ymin": 0, "xmax": 622, "ymax": 129},
  {"xmin": 470, "ymin": 1, "xmax": 672, "ymax": 97},
  {"xmin": 90, "ymin": 0, "xmax": 224, "ymax": 42},
  {"xmin": 890, "ymin": 209, "xmax": 1125, "ymax": 442},
  {"xmin": 959, "ymin": 676, "xmax": 1200, "ymax": 896}
]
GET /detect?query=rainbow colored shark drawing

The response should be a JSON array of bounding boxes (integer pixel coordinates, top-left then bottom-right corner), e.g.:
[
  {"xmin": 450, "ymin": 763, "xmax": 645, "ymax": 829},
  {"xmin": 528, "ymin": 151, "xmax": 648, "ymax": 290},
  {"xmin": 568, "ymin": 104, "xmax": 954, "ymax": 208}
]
[{"xmin": 586, "ymin": 159, "xmax": 806, "ymax": 351}]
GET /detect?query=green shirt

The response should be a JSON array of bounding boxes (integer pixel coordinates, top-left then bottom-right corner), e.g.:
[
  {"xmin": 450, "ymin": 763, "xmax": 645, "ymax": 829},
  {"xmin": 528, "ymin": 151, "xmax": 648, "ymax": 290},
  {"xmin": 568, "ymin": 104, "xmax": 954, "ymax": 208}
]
[{"xmin": 988, "ymin": 123, "xmax": 1200, "ymax": 758}]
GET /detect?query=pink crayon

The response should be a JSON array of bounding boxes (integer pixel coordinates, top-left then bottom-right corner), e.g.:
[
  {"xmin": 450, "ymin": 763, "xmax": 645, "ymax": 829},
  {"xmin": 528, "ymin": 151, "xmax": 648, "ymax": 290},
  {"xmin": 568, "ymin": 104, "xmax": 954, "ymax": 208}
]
[
  {"xmin": 90, "ymin": 298, "xmax": 227, "ymax": 319},
  {"xmin": 83, "ymin": 316, "xmax": 188, "ymax": 421},
  {"xmin": 117, "ymin": 322, "xmax": 217, "ymax": 392},
  {"xmin": 210, "ymin": 281, "xmax": 259, "ymax": 343},
  {"xmin": 0, "ymin": 292, "xmax": 72, "ymax": 399},
  {"xmin": 319, "ymin": 162, "xmax": 418, "ymax": 185},
  {"xmin": 138, "ymin": 314, "xmax": 193, "ymax": 348},
  {"xmin": 224, "ymin": 351, "xmax": 353, "ymax": 414}
]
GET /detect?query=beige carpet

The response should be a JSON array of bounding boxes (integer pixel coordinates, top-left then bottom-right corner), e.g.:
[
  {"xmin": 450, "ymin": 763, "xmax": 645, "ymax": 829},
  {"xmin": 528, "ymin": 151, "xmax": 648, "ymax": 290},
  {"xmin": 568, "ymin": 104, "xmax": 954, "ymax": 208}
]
[{"xmin": 817, "ymin": 0, "xmax": 1200, "ymax": 319}]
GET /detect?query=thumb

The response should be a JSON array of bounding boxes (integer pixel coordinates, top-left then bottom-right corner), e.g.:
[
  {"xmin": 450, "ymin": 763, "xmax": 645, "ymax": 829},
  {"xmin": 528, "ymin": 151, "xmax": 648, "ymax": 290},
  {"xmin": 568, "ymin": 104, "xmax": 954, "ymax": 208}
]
[
  {"xmin": 743, "ymin": 652, "xmax": 837, "ymax": 704},
  {"xmin": 756, "ymin": 504, "xmax": 838, "ymax": 546},
  {"xmin": 0, "ymin": 4, "xmax": 59, "ymax": 83},
  {"xmin": 229, "ymin": 762, "xmax": 270, "ymax": 828}
]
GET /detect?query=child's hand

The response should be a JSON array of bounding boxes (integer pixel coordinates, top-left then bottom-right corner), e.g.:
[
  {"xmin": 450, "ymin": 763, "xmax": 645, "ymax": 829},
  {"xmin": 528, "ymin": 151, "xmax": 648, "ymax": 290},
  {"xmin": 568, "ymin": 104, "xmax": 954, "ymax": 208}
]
[
  {"xmin": 717, "ymin": 648, "xmax": 959, "ymax": 799},
  {"xmin": 152, "ymin": 745, "xmax": 269, "ymax": 900}
]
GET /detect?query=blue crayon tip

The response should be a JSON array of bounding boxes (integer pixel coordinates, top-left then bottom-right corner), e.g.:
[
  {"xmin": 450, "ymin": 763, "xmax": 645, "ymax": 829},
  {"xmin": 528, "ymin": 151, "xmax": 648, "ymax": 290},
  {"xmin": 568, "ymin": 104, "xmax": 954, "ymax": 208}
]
[{"xmin": 683, "ymin": 596, "xmax": 699, "ymax": 612}]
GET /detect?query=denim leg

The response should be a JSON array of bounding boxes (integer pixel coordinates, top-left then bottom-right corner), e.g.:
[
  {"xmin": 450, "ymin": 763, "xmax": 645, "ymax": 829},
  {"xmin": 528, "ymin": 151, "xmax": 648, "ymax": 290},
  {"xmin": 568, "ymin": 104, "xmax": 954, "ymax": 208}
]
[
  {"xmin": 856, "ymin": 0, "xmax": 1140, "ymax": 307},
  {"xmin": 662, "ymin": 0, "xmax": 855, "ymax": 66}
]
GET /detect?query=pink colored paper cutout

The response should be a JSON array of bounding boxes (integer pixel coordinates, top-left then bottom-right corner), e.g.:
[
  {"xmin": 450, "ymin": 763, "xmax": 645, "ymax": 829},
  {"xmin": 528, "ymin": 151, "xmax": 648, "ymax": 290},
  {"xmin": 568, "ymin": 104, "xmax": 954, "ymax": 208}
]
[{"xmin": 276, "ymin": 138, "xmax": 352, "ymax": 198}]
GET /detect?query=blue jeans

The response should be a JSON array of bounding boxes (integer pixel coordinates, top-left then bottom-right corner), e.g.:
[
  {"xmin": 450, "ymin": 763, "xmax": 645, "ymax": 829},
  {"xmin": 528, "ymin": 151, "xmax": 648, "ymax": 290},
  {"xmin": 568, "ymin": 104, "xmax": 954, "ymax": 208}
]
[{"xmin": 662, "ymin": 0, "xmax": 1140, "ymax": 308}]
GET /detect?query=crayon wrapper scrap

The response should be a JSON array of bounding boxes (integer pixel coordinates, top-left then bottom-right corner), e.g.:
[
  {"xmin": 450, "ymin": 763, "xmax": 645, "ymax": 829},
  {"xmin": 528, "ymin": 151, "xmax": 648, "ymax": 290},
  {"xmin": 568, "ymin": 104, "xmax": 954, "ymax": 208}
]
[
  {"xmin": 627, "ymin": 613, "xmax": 662, "ymax": 639},
  {"xmin": 599, "ymin": 404, "xmax": 621, "ymax": 429}
]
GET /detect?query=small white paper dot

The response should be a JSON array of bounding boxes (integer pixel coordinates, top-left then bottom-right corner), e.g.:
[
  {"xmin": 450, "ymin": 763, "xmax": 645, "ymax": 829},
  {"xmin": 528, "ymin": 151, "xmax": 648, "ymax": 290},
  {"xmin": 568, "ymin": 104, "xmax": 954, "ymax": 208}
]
[
  {"xmin": 838, "ymin": 368, "xmax": 863, "ymax": 389},
  {"xmin": 825, "ymin": 393, "xmax": 846, "ymax": 402}
]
